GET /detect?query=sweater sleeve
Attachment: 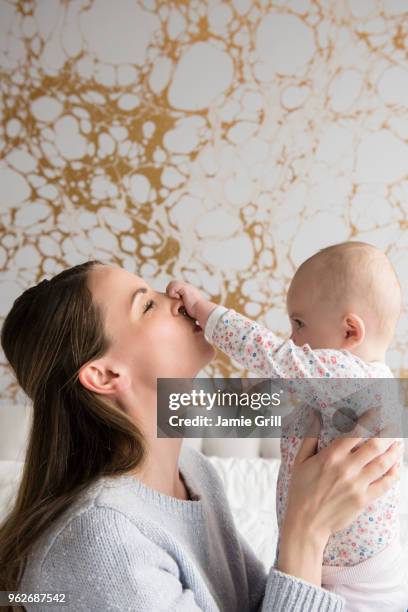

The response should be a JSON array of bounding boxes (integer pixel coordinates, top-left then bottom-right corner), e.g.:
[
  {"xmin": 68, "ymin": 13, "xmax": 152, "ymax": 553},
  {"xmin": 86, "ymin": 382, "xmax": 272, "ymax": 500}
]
[
  {"xmin": 238, "ymin": 532, "xmax": 345, "ymax": 612},
  {"xmin": 261, "ymin": 566, "xmax": 345, "ymax": 612},
  {"xmin": 37, "ymin": 507, "xmax": 207, "ymax": 612}
]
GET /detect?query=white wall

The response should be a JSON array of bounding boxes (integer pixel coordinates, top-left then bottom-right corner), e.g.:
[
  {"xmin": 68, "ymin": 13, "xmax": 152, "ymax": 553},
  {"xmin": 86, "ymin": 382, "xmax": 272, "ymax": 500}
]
[{"xmin": 1, "ymin": 0, "xmax": 407, "ymax": 458}]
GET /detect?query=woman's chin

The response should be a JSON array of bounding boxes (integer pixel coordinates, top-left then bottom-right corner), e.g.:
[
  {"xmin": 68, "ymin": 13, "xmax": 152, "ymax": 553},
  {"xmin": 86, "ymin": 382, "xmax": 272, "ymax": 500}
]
[
  {"xmin": 192, "ymin": 338, "xmax": 215, "ymax": 371},
  {"xmin": 203, "ymin": 341, "xmax": 216, "ymax": 363}
]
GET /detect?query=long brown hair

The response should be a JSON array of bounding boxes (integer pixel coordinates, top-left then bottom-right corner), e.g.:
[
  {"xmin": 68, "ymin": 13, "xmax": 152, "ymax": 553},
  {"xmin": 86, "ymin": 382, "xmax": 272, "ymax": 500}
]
[{"xmin": 0, "ymin": 260, "xmax": 146, "ymax": 606}]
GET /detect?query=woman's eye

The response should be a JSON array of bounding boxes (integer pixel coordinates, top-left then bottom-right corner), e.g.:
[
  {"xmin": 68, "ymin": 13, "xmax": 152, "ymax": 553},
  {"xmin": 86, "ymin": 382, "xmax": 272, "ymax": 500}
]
[
  {"xmin": 143, "ymin": 299, "xmax": 155, "ymax": 313},
  {"xmin": 294, "ymin": 319, "xmax": 303, "ymax": 329}
]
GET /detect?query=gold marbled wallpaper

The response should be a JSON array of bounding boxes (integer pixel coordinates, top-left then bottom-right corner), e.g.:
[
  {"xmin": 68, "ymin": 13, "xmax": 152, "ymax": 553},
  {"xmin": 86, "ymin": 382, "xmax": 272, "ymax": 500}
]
[{"xmin": 1, "ymin": 0, "xmax": 408, "ymax": 403}]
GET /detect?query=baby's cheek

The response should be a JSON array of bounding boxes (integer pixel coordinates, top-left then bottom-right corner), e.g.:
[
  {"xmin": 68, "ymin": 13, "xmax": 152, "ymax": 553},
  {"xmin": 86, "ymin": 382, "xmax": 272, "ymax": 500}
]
[{"xmin": 291, "ymin": 333, "xmax": 304, "ymax": 348}]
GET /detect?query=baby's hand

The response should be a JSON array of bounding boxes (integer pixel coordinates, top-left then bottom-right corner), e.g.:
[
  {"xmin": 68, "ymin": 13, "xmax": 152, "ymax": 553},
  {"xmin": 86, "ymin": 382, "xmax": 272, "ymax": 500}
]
[
  {"xmin": 166, "ymin": 280, "xmax": 204, "ymax": 319},
  {"xmin": 166, "ymin": 280, "xmax": 218, "ymax": 329}
]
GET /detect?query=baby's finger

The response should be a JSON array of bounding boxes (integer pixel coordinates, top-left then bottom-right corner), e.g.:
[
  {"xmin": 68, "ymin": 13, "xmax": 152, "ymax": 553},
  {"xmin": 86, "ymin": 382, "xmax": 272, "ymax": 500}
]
[
  {"xmin": 167, "ymin": 288, "xmax": 180, "ymax": 299},
  {"xmin": 166, "ymin": 280, "xmax": 183, "ymax": 297}
]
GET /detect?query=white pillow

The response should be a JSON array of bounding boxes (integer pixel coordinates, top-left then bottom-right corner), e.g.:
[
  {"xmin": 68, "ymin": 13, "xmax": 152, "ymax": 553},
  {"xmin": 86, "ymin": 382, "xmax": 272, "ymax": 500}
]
[{"xmin": 207, "ymin": 456, "xmax": 280, "ymax": 569}]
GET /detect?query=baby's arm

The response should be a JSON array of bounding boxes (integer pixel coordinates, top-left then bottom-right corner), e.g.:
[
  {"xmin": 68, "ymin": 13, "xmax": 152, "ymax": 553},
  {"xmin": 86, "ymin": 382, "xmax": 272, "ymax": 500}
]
[{"xmin": 166, "ymin": 281, "xmax": 343, "ymax": 379}]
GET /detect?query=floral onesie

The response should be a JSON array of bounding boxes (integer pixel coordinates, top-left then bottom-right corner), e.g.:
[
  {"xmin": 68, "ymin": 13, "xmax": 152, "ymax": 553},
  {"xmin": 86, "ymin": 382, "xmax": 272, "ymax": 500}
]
[{"xmin": 204, "ymin": 306, "xmax": 403, "ymax": 576}]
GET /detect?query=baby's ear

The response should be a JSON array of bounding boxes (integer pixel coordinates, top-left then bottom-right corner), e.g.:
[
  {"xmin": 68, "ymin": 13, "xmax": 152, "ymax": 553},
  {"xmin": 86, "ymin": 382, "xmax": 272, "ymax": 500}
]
[{"xmin": 342, "ymin": 313, "xmax": 365, "ymax": 347}]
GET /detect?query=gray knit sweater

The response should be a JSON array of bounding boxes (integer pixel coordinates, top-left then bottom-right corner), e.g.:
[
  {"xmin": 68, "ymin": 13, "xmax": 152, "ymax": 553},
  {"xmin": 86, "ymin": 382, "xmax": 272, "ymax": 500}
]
[{"xmin": 20, "ymin": 445, "xmax": 344, "ymax": 611}]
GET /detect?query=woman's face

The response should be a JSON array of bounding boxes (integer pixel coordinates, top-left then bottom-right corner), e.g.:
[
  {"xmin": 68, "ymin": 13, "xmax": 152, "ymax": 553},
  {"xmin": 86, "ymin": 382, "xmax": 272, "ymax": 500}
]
[{"xmin": 84, "ymin": 264, "xmax": 215, "ymax": 396}]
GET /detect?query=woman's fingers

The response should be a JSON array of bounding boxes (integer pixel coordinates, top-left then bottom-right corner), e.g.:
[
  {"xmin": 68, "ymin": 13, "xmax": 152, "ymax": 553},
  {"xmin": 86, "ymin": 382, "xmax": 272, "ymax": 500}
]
[
  {"xmin": 294, "ymin": 413, "xmax": 320, "ymax": 464},
  {"xmin": 357, "ymin": 407, "xmax": 400, "ymax": 439},
  {"xmin": 361, "ymin": 440, "xmax": 403, "ymax": 483},
  {"xmin": 366, "ymin": 462, "xmax": 400, "ymax": 504},
  {"xmin": 347, "ymin": 423, "xmax": 401, "ymax": 470},
  {"xmin": 294, "ymin": 435, "xmax": 319, "ymax": 464},
  {"xmin": 323, "ymin": 414, "xmax": 399, "ymax": 467},
  {"xmin": 342, "ymin": 405, "xmax": 399, "ymax": 439},
  {"xmin": 320, "ymin": 433, "xmax": 363, "ymax": 456}
]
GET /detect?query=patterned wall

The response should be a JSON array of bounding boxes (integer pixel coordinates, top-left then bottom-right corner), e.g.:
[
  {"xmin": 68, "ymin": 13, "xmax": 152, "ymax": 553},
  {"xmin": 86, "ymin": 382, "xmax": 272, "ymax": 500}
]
[{"xmin": 1, "ymin": 0, "xmax": 408, "ymax": 404}]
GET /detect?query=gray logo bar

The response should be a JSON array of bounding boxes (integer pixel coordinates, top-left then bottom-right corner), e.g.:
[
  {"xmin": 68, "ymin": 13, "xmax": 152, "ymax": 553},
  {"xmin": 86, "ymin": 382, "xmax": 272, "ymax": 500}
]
[{"xmin": 157, "ymin": 378, "xmax": 407, "ymax": 438}]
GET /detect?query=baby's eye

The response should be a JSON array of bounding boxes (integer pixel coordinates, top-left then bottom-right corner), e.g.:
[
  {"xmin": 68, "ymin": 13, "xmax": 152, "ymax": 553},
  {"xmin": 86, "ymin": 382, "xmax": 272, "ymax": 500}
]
[
  {"xmin": 143, "ymin": 299, "xmax": 155, "ymax": 313},
  {"xmin": 293, "ymin": 319, "xmax": 304, "ymax": 330}
]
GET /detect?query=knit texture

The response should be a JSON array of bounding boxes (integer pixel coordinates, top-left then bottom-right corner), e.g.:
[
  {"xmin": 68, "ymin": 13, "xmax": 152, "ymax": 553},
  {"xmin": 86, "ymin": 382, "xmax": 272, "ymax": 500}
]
[{"xmin": 20, "ymin": 445, "xmax": 344, "ymax": 611}]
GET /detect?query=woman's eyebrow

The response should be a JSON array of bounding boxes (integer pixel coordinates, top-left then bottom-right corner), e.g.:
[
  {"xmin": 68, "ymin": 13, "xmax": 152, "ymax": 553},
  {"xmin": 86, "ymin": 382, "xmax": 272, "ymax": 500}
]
[{"xmin": 129, "ymin": 287, "xmax": 148, "ymax": 311}]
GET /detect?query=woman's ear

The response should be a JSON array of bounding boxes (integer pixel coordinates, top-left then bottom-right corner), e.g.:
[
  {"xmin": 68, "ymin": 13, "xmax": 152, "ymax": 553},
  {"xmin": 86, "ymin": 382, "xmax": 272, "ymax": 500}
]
[
  {"xmin": 341, "ymin": 313, "xmax": 365, "ymax": 348},
  {"xmin": 78, "ymin": 359, "xmax": 132, "ymax": 395}
]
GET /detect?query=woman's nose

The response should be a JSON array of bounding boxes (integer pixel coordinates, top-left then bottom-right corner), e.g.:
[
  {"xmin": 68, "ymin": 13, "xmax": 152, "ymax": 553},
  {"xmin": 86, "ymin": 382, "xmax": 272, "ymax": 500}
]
[{"xmin": 160, "ymin": 291, "xmax": 185, "ymax": 316}]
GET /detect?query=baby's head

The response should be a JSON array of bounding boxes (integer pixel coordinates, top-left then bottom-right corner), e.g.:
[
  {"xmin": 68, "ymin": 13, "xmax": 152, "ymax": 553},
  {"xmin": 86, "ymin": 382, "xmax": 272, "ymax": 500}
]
[{"xmin": 286, "ymin": 241, "xmax": 402, "ymax": 360}]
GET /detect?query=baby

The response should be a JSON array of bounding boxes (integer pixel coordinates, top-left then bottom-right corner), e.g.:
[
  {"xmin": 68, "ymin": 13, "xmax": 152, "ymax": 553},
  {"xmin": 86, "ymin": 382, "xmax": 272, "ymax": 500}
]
[{"xmin": 167, "ymin": 241, "xmax": 406, "ymax": 611}]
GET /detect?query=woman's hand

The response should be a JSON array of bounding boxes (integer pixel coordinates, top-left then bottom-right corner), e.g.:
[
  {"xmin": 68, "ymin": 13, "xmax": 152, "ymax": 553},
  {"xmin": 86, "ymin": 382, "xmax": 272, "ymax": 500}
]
[{"xmin": 277, "ymin": 415, "xmax": 403, "ymax": 587}]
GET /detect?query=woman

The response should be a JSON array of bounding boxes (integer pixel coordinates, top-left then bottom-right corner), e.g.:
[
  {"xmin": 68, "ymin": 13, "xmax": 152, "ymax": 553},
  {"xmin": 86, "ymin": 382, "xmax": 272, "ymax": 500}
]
[{"xmin": 0, "ymin": 260, "xmax": 401, "ymax": 611}]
